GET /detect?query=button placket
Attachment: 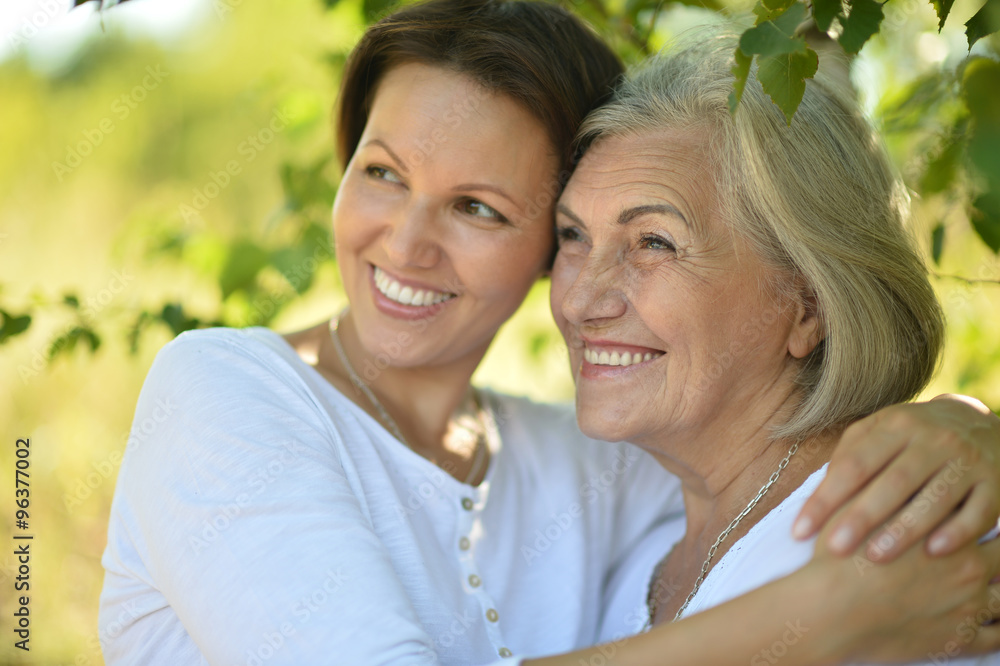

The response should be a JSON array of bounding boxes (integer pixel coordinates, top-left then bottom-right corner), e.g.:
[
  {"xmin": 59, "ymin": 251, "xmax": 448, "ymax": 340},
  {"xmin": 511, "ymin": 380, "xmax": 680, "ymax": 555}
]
[{"xmin": 454, "ymin": 487, "xmax": 511, "ymax": 654}]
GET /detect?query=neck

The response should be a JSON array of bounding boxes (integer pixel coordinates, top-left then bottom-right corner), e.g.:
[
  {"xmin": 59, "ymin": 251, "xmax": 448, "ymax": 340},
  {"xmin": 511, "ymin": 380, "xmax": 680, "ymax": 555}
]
[
  {"xmin": 642, "ymin": 391, "xmax": 838, "ymax": 574},
  {"xmin": 332, "ymin": 311, "xmax": 489, "ymax": 457}
]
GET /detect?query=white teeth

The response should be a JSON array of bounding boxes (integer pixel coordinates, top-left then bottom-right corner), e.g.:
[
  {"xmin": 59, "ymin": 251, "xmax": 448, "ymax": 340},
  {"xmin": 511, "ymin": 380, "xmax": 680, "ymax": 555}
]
[
  {"xmin": 386, "ymin": 281, "xmax": 401, "ymax": 301},
  {"xmin": 584, "ymin": 347, "xmax": 662, "ymax": 367},
  {"xmin": 374, "ymin": 267, "xmax": 454, "ymax": 307}
]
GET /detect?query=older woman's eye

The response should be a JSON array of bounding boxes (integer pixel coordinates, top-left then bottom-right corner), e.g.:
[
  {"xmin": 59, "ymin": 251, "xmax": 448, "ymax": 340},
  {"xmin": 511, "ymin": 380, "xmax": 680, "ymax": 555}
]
[
  {"xmin": 459, "ymin": 199, "xmax": 508, "ymax": 223},
  {"xmin": 556, "ymin": 226, "xmax": 583, "ymax": 245},
  {"xmin": 365, "ymin": 165, "xmax": 402, "ymax": 184},
  {"xmin": 639, "ymin": 234, "xmax": 676, "ymax": 252}
]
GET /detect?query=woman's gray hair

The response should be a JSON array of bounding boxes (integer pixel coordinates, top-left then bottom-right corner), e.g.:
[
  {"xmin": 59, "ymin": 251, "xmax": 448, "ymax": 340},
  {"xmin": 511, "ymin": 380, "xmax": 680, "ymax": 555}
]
[{"xmin": 577, "ymin": 36, "xmax": 944, "ymax": 439}]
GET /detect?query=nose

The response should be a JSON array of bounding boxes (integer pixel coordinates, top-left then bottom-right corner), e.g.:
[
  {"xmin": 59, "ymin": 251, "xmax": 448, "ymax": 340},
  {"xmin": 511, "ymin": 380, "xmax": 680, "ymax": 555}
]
[
  {"xmin": 559, "ymin": 249, "xmax": 628, "ymax": 327},
  {"xmin": 383, "ymin": 201, "xmax": 442, "ymax": 269}
]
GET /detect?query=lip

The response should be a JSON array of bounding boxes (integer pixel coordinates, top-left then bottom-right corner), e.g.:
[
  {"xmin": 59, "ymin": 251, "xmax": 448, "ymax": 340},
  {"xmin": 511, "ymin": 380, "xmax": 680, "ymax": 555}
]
[
  {"xmin": 368, "ymin": 264, "xmax": 457, "ymax": 321},
  {"xmin": 577, "ymin": 337, "xmax": 665, "ymax": 380}
]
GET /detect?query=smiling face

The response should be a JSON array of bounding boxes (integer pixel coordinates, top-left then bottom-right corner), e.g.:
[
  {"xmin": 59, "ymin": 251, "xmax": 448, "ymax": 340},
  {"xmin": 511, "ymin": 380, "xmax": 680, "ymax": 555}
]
[
  {"xmin": 334, "ymin": 62, "xmax": 559, "ymax": 370},
  {"xmin": 551, "ymin": 128, "xmax": 820, "ymax": 450}
]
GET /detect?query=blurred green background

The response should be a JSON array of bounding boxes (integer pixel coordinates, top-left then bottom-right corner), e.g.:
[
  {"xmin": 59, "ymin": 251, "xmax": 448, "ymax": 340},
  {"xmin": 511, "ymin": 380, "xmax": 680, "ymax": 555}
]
[{"xmin": 0, "ymin": 0, "xmax": 998, "ymax": 662}]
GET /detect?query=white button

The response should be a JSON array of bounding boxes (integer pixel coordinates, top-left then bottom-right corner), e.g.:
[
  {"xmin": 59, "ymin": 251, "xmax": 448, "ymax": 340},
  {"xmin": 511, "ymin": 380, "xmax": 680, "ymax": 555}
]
[
  {"xmin": 498, "ymin": 647, "xmax": 512, "ymax": 657},
  {"xmin": 486, "ymin": 608, "xmax": 499, "ymax": 622},
  {"xmin": 461, "ymin": 497, "xmax": 474, "ymax": 511},
  {"xmin": 468, "ymin": 574, "xmax": 481, "ymax": 588},
  {"xmin": 459, "ymin": 537, "xmax": 471, "ymax": 551}
]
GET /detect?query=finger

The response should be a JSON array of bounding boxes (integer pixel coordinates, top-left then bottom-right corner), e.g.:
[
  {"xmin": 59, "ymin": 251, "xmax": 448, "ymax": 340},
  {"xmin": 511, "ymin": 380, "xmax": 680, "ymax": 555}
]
[
  {"xmin": 983, "ymin": 537, "xmax": 1000, "ymax": 580},
  {"xmin": 822, "ymin": 452, "xmax": 949, "ymax": 557},
  {"xmin": 926, "ymin": 483, "xmax": 1000, "ymax": 557},
  {"xmin": 959, "ymin": 583, "xmax": 1000, "ymax": 656},
  {"xmin": 863, "ymin": 465, "xmax": 975, "ymax": 563},
  {"xmin": 793, "ymin": 417, "xmax": 904, "ymax": 541},
  {"xmin": 968, "ymin": 622, "xmax": 1000, "ymax": 657}
]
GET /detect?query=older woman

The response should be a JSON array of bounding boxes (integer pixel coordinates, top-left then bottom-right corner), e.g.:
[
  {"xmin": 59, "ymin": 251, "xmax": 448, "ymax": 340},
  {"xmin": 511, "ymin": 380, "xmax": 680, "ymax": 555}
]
[{"xmin": 551, "ymin": 37, "xmax": 1000, "ymax": 662}]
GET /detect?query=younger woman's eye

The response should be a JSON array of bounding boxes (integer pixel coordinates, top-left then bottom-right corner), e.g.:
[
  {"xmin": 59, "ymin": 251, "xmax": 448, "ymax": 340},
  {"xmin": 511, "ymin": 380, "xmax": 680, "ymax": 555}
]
[
  {"xmin": 639, "ymin": 233, "xmax": 677, "ymax": 252},
  {"xmin": 459, "ymin": 199, "xmax": 507, "ymax": 223},
  {"xmin": 365, "ymin": 165, "xmax": 402, "ymax": 184}
]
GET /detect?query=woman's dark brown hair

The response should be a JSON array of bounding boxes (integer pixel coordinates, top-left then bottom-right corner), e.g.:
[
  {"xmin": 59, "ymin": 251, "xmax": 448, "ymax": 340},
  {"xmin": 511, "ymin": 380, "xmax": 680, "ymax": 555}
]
[{"xmin": 336, "ymin": 0, "xmax": 624, "ymax": 184}]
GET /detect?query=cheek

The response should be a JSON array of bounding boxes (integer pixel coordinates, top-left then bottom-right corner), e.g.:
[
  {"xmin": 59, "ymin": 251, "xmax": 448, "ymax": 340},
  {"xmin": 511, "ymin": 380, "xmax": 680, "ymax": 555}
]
[{"xmin": 548, "ymin": 253, "xmax": 579, "ymax": 328}]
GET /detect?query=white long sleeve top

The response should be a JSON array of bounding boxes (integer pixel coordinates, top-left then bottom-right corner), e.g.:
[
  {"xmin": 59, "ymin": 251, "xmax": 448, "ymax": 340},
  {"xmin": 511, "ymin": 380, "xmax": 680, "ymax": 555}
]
[{"xmin": 99, "ymin": 327, "xmax": 683, "ymax": 665}]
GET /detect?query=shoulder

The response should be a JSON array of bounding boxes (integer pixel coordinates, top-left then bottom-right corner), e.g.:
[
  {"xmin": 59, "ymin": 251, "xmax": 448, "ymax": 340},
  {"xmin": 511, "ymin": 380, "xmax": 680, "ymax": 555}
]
[
  {"xmin": 151, "ymin": 326, "xmax": 299, "ymax": 374},
  {"xmin": 135, "ymin": 326, "xmax": 338, "ymax": 438},
  {"xmin": 144, "ymin": 327, "xmax": 316, "ymax": 398}
]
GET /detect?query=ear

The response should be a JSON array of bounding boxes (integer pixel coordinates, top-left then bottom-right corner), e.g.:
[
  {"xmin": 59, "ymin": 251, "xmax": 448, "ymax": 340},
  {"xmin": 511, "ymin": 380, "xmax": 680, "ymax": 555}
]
[{"xmin": 787, "ymin": 283, "xmax": 824, "ymax": 359}]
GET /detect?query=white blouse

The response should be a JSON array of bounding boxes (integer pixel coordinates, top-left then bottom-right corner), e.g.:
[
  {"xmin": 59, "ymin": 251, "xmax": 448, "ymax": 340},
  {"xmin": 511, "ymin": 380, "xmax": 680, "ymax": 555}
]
[
  {"xmin": 99, "ymin": 327, "xmax": 683, "ymax": 665},
  {"xmin": 599, "ymin": 463, "xmax": 1000, "ymax": 665}
]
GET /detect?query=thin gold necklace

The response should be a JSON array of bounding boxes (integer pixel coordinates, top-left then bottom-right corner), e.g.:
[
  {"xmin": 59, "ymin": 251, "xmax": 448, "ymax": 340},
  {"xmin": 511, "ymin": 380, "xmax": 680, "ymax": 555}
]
[
  {"xmin": 328, "ymin": 314, "xmax": 489, "ymax": 486},
  {"xmin": 644, "ymin": 438, "xmax": 801, "ymax": 628}
]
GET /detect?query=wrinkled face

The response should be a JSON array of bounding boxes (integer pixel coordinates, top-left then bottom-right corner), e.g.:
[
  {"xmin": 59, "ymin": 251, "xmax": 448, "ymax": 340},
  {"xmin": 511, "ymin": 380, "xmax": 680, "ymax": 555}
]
[
  {"xmin": 334, "ymin": 62, "xmax": 559, "ymax": 369},
  {"xmin": 550, "ymin": 128, "xmax": 810, "ymax": 448}
]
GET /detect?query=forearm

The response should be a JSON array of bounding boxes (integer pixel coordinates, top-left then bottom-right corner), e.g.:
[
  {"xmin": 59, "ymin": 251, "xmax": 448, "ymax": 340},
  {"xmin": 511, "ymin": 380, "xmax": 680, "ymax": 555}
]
[{"xmin": 525, "ymin": 562, "xmax": 842, "ymax": 666}]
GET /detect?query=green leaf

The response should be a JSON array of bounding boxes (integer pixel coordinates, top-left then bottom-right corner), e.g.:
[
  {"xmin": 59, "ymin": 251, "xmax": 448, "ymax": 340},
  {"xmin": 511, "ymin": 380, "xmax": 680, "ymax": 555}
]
[
  {"xmin": 753, "ymin": 0, "xmax": 787, "ymax": 23},
  {"xmin": 931, "ymin": 0, "xmax": 955, "ymax": 30},
  {"xmin": 761, "ymin": 0, "xmax": 796, "ymax": 11},
  {"xmin": 127, "ymin": 311, "xmax": 153, "ymax": 355},
  {"xmin": 362, "ymin": 0, "xmax": 396, "ymax": 22},
  {"xmin": 741, "ymin": 2, "xmax": 808, "ymax": 56},
  {"xmin": 920, "ymin": 132, "xmax": 964, "ymax": 194},
  {"xmin": 218, "ymin": 239, "xmax": 270, "ymax": 300},
  {"xmin": 160, "ymin": 303, "xmax": 201, "ymax": 337},
  {"xmin": 48, "ymin": 326, "xmax": 100, "ymax": 360},
  {"xmin": 838, "ymin": 0, "xmax": 884, "ymax": 53},
  {"xmin": 0, "ymin": 310, "xmax": 31, "ymax": 344},
  {"xmin": 966, "ymin": 0, "xmax": 1000, "ymax": 50},
  {"xmin": 729, "ymin": 47, "xmax": 754, "ymax": 115},
  {"xmin": 971, "ymin": 194, "xmax": 1000, "ymax": 252},
  {"xmin": 931, "ymin": 222, "xmax": 945, "ymax": 265},
  {"xmin": 63, "ymin": 294, "xmax": 80, "ymax": 309},
  {"xmin": 756, "ymin": 46, "xmax": 820, "ymax": 125},
  {"xmin": 812, "ymin": 0, "xmax": 842, "ymax": 31},
  {"xmin": 963, "ymin": 58, "xmax": 1000, "ymax": 253}
]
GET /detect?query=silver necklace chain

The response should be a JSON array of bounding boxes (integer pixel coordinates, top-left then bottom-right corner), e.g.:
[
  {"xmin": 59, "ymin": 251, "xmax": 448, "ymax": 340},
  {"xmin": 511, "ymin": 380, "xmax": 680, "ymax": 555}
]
[
  {"xmin": 328, "ymin": 315, "xmax": 488, "ymax": 486},
  {"xmin": 644, "ymin": 438, "xmax": 801, "ymax": 629}
]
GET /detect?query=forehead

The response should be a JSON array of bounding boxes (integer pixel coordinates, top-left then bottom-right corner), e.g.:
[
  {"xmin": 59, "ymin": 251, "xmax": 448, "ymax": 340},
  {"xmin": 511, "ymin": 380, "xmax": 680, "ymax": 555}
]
[
  {"xmin": 366, "ymin": 62, "xmax": 557, "ymax": 171},
  {"xmin": 562, "ymin": 128, "xmax": 718, "ymax": 227}
]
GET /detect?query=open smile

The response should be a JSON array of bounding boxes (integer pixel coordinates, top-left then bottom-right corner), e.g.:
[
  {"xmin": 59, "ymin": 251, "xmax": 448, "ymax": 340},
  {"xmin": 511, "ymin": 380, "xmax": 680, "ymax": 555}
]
[{"xmin": 372, "ymin": 266, "xmax": 457, "ymax": 308}]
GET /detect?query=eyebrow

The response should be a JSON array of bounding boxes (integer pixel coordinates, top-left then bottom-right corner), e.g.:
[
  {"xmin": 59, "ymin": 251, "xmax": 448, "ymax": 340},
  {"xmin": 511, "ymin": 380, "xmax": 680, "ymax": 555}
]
[
  {"xmin": 362, "ymin": 139, "xmax": 409, "ymax": 174},
  {"xmin": 556, "ymin": 203, "xmax": 586, "ymax": 227},
  {"xmin": 556, "ymin": 202, "xmax": 690, "ymax": 228},
  {"xmin": 453, "ymin": 184, "xmax": 518, "ymax": 207},
  {"xmin": 618, "ymin": 204, "xmax": 689, "ymax": 228}
]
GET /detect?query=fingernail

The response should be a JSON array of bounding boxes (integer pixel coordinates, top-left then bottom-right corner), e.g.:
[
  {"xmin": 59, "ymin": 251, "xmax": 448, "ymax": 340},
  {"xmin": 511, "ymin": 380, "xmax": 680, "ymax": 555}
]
[
  {"xmin": 928, "ymin": 534, "xmax": 949, "ymax": 555},
  {"xmin": 792, "ymin": 516, "xmax": 813, "ymax": 539},
  {"xmin": 829, "ymin": 526, "xmax": 854, "ymax": 553}
]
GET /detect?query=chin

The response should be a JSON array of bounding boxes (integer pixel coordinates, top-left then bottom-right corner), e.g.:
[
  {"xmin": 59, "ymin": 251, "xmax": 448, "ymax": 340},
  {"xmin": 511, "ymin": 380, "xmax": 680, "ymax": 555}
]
[{"xmin": 574, "ymin": 407, "xmax": 630, "ymax": 443}]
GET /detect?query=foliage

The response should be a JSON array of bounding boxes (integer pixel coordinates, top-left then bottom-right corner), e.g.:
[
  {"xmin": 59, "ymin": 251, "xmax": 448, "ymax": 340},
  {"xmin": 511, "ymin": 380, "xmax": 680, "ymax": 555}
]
[{"xmin": 2, "ymin": 0, "xmax": 997, "ymax": 359}]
